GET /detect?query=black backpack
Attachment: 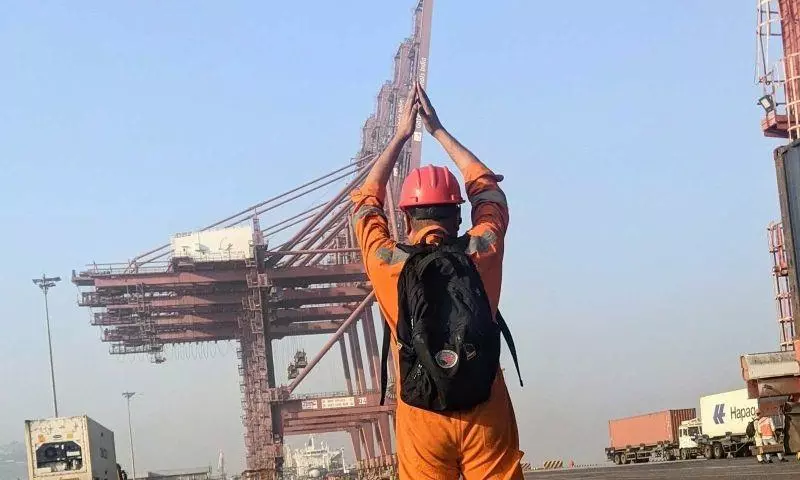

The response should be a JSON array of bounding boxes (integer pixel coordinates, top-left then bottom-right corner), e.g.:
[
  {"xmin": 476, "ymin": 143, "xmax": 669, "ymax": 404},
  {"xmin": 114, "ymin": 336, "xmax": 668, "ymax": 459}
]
[
  {"xmin": 379, "ymin": 235, "xmax": 522, "ymax": 412},
  {"xmin": 746, "ymin": 419, "xmax": 756, "ymax": 438}
]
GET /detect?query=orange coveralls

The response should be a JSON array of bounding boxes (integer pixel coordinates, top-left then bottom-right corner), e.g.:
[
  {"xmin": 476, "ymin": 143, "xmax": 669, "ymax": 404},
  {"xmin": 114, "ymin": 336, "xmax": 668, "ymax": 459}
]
[{"xmin": 350, "ymin": 162, "xmax": 523, "ymax": 480}]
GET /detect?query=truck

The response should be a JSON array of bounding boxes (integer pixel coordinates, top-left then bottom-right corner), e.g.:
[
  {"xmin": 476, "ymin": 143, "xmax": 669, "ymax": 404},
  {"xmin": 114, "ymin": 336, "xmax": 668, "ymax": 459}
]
[
  {"xmin": 25, "ymin": 415, "xmax": 118, "ymax": 480},
  {"xmin": 605, "ymin": 409, "xmax": 696, "ymax": 465},
  {"xmin": 677, "ymin": 388, "xmax": 787, "ymax": 460}
]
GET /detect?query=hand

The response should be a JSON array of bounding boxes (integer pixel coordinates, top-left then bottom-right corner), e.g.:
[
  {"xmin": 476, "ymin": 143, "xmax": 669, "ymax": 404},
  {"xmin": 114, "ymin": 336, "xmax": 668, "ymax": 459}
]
[
  {"xmin": 416, "ymin": 81, "xmax": 443, "ymax": 135},
  {"xmin": 395, "ymin": 86, "xmax": 419, "ymax": 141}
]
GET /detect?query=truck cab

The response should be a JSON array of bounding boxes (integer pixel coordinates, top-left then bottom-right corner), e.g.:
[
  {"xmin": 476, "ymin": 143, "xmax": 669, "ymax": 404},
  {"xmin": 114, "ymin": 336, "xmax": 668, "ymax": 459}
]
[{"xmin": 678, "ymin": 418, "xmax": 702, "ymax": 460}]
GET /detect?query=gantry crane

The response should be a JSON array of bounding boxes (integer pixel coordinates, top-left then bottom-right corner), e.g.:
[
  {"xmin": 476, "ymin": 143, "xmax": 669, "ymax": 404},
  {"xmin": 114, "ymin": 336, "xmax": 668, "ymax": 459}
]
[{"xmin": 72, "ymin": 2, "xmax": 434, "ymax": 479}]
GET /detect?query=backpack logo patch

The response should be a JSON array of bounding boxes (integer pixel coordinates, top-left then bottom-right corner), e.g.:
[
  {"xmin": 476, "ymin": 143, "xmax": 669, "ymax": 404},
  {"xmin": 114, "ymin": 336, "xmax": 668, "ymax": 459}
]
[{"xmin": 435, "ymin": 349, "xmax": 459, "ymax": 369}]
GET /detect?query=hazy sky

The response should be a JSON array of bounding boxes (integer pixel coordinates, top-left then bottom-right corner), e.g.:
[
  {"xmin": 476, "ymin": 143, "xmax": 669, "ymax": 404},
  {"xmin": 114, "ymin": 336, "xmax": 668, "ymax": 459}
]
[{"xmin": 0, "ymin": 0, "xmax": 787, "ymax": 474}]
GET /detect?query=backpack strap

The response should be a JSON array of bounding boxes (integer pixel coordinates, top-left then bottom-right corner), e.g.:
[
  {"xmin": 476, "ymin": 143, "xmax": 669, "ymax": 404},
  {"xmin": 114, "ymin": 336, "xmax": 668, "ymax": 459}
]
[
  {"xmin": 380, "ymin": 317, "xmax": 391, "ymax": 406},
  {"xmin": 497, "ymin": 311, "xmax": 523, "ymax": 387},
  {"xmin": 380, "ymin": 243, "xmax": 425, "ymax": 407}
]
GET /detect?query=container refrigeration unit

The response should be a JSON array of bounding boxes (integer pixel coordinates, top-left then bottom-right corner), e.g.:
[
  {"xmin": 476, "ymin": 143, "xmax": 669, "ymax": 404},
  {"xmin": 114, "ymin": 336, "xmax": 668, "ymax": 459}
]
[{"xmin": 24, "ymin": 415, "xmax": 117, "ymax": 480}]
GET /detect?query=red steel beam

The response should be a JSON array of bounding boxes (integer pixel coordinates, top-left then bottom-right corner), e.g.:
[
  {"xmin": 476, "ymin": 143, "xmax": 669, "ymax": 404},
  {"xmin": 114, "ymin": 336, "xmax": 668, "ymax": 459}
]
[
  {"xmin": 268, "ymin": 263, "xmax": 366, "ymax": 287},
  {"xmin": 362, "ymin": 307, "xmax": 380, "ymax": 390},
  {"xmin": 350, "ymin": 429, "xmax": 363, "ymax": 461},
  {"xmin": 275, "ymin": 161, "xmax": 374, "ymax": 257},
  {"xmin": 93, "ymin": 270, "xmax": 245, "ymax": 288},
  {"xmin": 85, "ymin": 263, "xmax": 366, "ymax": 291},
  {"xmin": 95, "ymin": 311, "xmax": 238, "ymax": 327},
  {"xmin": 82, "ymin": 283, "xmax": 247, "ymax": 301},
  {"xmin": 266, "ymin": 248, "xmax": 359, "ymax": 256},
  {"xmin": 294, "ymin": 216, "xmax": 351, "ymax": 267},
  {"xmin": 271, "ymin": 306, "xmax": 355, "ymax": 324},
  {"xmin": 96, "ymin": 286, "xmax": 370, "ymax": 312},
  {"xmin": 106, "ymin": 320, "xmax": 343, "ymax": 337},
  {"xmin": 360, "ymin": 427, "xmax": 376, "ymax": 459},
  {"xmin": 103, "ymin": 321, "xmax": 344, "ymax": 344},
  {"xmin": 378, "ymin": 414, "xmax": 393, "ymax": 456},
  {"xmin": 269, "ymin": 286, "xmax": 371, "ymax": 308},
  {"xmin": 105, "ymin": 329, "xmax": 234, "ymax": 343},
  {"xmin": 283, "ymin": 407, "xmax": 394, "ymax": 423},
  {"xmin": 95, "ymin": 307, "xmax": 357, "ymax": 330},
  {"xmin": 283, "ymin": 415, "xmax": 389, "ymax": 432},
  {"xmin": 349, "ymin": 325, "xmax": 368, "ymax": 394},
  {"xmin": 284, "ymin": 423, "xmax": 374, "ymax": 433},
  {"xmin": 106, "ymin": 293, "xmax": 244, "ymax": 310},
  {"xmin": 748, "ymin": 376, "xmax": 800, "ymax": 398},
  {"xmin": 283, "ymin": 411, "xmax": 394, "ymax": 426},
  {"xmin": 289, "ymin": 206, "xmax": 352, "ymax": 267},
  {"xmin": 373, "ymin": 422, "xmax": 386, "ymax": 456},
  {"xmin": 88, "ymin": 263, "xmax": 366, "ymax": 289},
  {"xmin": 284, "ymin": 423, "xmax": 377, "ymax": 435},
  {"xmin": 283, "ymin": 391, "xmax": 385, "ymax": 412},
  {"xmin": 408, "ymin": 0, "xmax": 433, "ymax": 171},
  {"xmin": 339, "ymin": 336, "xmax": 354, "ymax": 394}
]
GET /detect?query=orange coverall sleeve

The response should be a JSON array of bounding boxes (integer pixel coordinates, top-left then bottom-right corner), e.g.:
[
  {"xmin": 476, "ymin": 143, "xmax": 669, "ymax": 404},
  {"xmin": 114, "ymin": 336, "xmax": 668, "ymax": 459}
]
[
  {"xmin": 349, "ymin": 181, "xmax": 401, "ymax": 329},
  {"xmin": 462, "ymin": 162, "xmax": 509, "ymax": 311},
  {"xmin": 463, "ymin": 162, "xmax": 509, "ymax": 240}
]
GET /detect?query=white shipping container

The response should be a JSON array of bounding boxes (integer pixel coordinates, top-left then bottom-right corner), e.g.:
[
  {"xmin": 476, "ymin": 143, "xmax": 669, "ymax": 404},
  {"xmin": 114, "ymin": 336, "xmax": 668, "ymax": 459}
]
[
  {"xmin": 25, "ymin": 416, "xmax": 117, "ymax": 480},
  {"xmin": 699, "ymin": 389, "xmax": 758, "ymax": 439}
]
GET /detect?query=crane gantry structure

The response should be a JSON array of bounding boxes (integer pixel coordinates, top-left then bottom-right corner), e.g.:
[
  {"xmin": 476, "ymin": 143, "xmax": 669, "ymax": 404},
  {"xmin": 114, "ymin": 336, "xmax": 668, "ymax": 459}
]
[
  {"xmin": 757, "ymin": 0, "xmax": 800, "ymax": 351},
  {"xmin": 72, "ymin": 2, "xmax": 433, "ymax": 478},
  {"xmin": 742, "ymin": 0, "xmax": 800, "ymax": 407}
]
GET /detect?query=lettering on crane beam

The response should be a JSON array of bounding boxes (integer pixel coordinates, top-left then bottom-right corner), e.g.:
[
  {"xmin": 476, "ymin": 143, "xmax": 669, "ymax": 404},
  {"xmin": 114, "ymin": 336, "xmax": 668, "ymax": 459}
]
[
  {"xmin": 413, "ymin": 56, "xmax": 428, "ymax": 143},
  {"xmin": 321, "ymin": 396, "xmax": 356, "ymax": 409},
  {"xmin": 301, "ymin": 400, "xmax": 318, "ymax": 410},
  {"xmin": 418, "ymin": 57, "xmax": 427, "ymax": 81}
]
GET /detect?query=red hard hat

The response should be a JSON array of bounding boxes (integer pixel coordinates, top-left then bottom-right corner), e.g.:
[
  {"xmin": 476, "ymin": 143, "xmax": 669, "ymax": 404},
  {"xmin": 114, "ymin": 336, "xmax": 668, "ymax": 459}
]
[{"xmin": 398, "ymin": 165, "xmax": 464, "ymax": 209}]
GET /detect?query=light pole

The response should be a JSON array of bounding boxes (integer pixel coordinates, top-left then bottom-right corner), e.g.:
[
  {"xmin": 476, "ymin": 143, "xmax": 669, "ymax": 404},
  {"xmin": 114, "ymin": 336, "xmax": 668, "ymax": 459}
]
[
  {"xmin": 122, "ymin": 392, "xmax": 138, "ymax": 480},
  {"xmin": 32, "ymin": 274, "xmax": 61, "ymax": 417}
]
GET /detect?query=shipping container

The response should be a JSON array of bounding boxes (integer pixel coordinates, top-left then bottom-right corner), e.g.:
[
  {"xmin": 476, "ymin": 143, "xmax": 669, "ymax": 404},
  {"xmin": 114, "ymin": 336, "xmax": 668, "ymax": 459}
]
[
  {"xmin": 25, "ymin": 416, "xmax": 117, "ymax": 480},
  {"xmin": 699, "ymin": 389, "xmax": 757, "ymax": 439},
  {"xmin": 605, "ymin": 409, "xmax": 695, "ymax": 465}
]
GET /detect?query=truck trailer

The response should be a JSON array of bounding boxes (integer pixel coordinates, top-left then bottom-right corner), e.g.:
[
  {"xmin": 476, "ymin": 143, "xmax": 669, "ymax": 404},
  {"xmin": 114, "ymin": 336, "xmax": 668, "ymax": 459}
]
[
  {"xmin": 605, "ymin": 409, "xmax": 696, "ymax": 465},
  {"xmin": 25, "ymin": 415, "xmax": 117, "ymax": 480},
  {"xmin": 677, "ymin": 388, "xmax": 787, "ymax": 460}
]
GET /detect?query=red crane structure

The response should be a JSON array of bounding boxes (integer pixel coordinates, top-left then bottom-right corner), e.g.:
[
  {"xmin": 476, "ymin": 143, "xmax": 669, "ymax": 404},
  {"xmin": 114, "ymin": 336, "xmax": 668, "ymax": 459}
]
[
  {"xmin": 757, "ymin": 0, "xmax": 800, "ymax": 351},
  {"xmin": 741, "ymin": 0, "xmax": 800, "ymax": 407},
  {"xmin": 71, "ymin": 2, "xmax": 433, "ymax": 478}
]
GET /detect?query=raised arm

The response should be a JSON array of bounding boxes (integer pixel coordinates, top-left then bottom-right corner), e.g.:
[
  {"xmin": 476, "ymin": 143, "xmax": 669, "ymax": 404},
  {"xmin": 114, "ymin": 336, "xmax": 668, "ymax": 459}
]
[
  {"xmin": 363, "ymin": 86, "xmax": 420, "ymax": 193},
  {"xmin": 416, "ymin": 82, "xmax": 509, "ymax": 236},
  {"xmin": 350, "ymin": 86, "xmax": 420, "ymax": 279}
]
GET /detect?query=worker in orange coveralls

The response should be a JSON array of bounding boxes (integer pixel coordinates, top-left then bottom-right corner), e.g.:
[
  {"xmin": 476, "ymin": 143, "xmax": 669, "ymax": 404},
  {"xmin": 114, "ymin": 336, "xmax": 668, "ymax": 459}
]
[
  {"xmin": 757, "ymin": 409, "xmax": 787, "ymax": 463},
  {"xmin": 350, "ymin": 81, "xmax": 524, "ymax": 479}
]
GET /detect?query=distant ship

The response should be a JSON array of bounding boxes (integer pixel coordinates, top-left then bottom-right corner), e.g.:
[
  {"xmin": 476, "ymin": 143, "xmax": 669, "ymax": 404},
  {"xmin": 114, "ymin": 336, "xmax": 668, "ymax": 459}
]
[{"xmin": 282, "ymin": 435, "xmax": 347, "ymax": 479}]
